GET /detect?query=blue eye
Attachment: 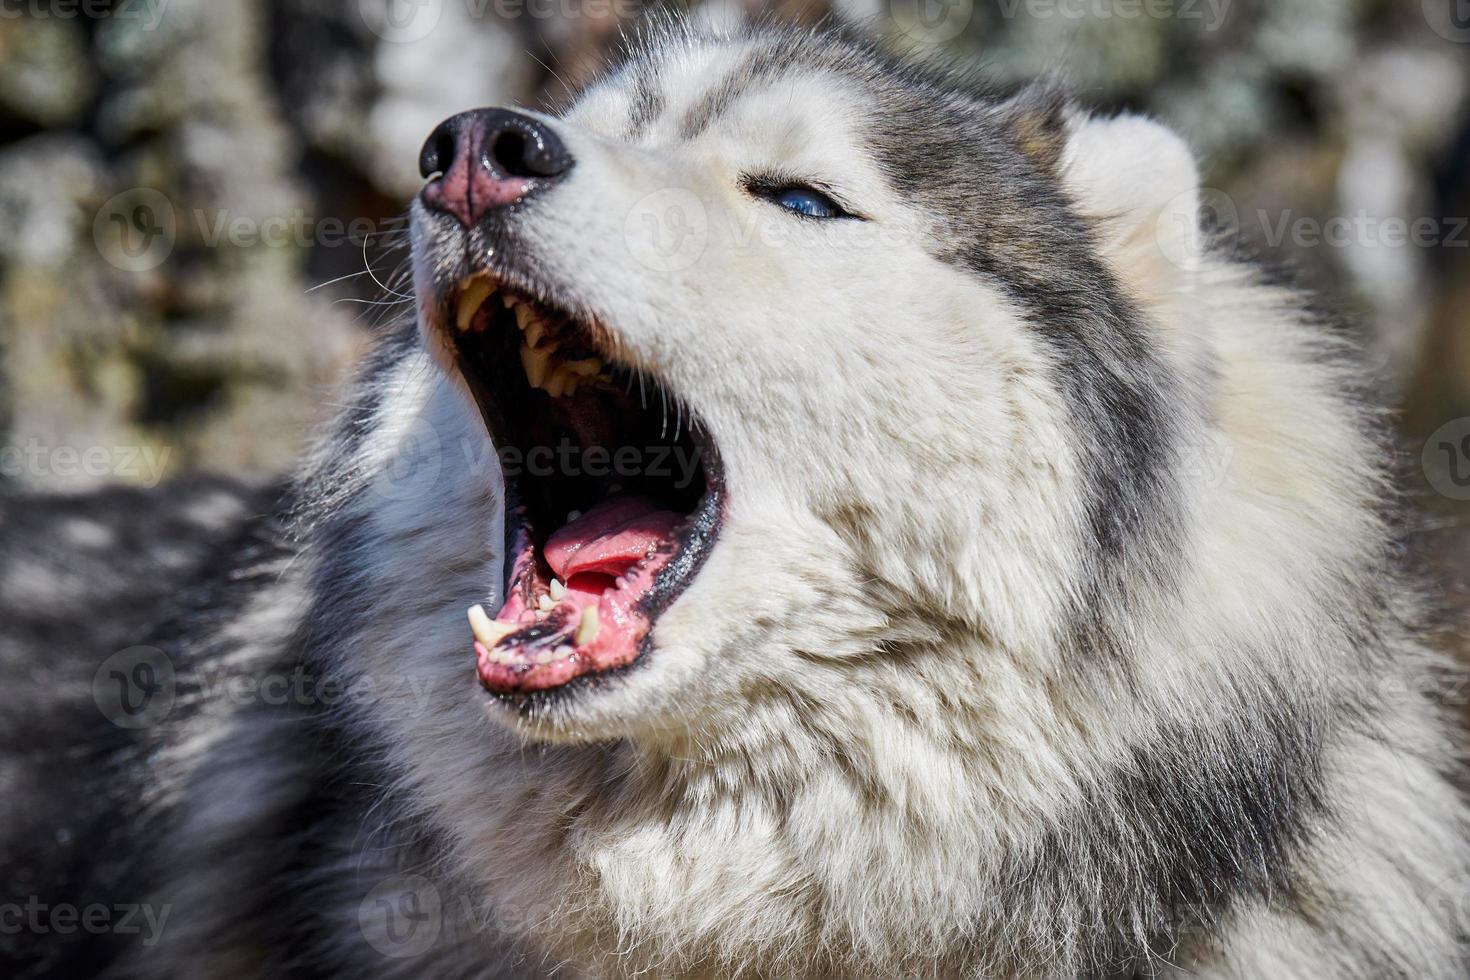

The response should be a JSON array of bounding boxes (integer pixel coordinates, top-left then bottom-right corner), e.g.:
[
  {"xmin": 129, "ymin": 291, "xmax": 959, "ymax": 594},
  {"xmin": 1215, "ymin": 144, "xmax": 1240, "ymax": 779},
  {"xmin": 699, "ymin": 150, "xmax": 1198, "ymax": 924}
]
[{"xmin": 757, "ymin": 184, "xmax": 849, "ymax": 219}]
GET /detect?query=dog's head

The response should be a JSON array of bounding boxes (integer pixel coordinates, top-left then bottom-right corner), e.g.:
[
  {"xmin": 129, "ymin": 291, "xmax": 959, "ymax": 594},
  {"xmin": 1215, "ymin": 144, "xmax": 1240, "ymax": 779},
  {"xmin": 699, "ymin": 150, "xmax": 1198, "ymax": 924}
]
[{"xmin": 405, "ymin": 26, "xmax": 1206, "ymax": 745}]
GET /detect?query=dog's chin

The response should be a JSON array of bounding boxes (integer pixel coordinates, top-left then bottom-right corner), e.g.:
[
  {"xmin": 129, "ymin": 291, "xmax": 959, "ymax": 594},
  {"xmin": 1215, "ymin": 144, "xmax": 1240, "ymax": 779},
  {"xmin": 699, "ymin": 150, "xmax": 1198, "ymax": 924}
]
[{"xmin": 471, "ymin": 626, "xmax": 714, "ymax": 744}]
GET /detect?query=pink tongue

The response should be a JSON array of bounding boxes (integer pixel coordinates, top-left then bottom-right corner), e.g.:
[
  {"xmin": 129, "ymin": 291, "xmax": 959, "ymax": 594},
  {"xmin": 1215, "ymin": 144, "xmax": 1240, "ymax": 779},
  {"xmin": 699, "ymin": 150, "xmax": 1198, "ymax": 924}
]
[{"xmin": 544, "ymin": 496, "xmax": 682, "ymax": 580}]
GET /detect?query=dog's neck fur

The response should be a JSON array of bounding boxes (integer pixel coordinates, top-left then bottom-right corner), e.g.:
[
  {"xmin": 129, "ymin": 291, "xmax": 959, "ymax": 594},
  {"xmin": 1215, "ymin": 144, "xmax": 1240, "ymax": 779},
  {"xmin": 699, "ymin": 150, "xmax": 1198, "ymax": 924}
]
[{"xmin": 133, "ymin": 288, "xmax": 1466, "ymax": 978}]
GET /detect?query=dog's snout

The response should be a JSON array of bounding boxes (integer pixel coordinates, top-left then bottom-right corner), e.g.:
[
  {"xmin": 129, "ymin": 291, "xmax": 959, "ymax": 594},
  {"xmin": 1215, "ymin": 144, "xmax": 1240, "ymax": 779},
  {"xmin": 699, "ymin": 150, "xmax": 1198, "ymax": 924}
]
[{"xmin": 419, "ymin": 108, "xmax": 573, "ymax": 227}]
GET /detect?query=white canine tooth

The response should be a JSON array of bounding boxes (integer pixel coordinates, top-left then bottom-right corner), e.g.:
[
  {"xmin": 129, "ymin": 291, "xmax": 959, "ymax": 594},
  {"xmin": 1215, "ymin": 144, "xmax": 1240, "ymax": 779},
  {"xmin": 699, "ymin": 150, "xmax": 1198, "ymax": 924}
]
[
  {"xmin": 549, "ymin": 578, "xmax": 566, "ymax": 600},
  {"xmin": 575, "ymin": 607, "xmax": 600, "ymax": 647},
  {"xmin": 520, "ymin": 344, "xmax": 552, "ymax": 387},
  {"xmin": 456, "ymin": 276, "xmax": 494, "ymax": 332},
  {"xmin": 535, "ymin": 650, "xmax": 557, "ymax": 665},
  {"xmin": 468, "ymin": 604, "xmax": 515, "ymax": 648},
  {"xmin": 554, "ymin": 645, "xmax": 575, "ymax": 658},
  {"xmin": 537, "ymin": 594, "xmax": 554, "ymax": 612}
]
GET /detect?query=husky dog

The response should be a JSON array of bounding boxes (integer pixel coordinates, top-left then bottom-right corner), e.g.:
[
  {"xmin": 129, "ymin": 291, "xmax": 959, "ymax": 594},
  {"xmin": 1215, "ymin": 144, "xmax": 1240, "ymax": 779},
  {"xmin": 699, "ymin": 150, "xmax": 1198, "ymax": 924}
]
[{"xmin": 4, "ymin": 21, "xmax": 1468, "ymax": 980}]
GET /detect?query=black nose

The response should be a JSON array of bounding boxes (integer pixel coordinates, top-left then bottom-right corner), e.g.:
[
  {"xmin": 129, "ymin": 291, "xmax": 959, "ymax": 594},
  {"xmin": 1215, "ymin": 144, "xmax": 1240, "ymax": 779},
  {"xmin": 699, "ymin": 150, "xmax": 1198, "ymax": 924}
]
[{"xmin": 418, "ymin": 108, "xmax": 573, "ymax": 227}]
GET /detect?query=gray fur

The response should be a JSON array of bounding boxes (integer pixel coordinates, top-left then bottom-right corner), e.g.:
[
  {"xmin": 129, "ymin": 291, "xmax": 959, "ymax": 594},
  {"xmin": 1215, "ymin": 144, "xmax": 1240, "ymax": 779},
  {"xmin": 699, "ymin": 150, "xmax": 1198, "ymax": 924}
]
[{"xmin": 3, "ymin": 21, "xmax": 1467, "ymax": 980}]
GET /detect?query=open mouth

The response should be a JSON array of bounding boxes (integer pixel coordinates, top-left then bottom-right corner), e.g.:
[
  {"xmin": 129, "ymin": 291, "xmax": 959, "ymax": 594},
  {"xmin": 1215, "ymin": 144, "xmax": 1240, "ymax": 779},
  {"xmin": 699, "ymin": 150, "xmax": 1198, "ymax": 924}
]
[{"xmin": 446, "ymin": 273, "xmax": 723, "ymax": 697}]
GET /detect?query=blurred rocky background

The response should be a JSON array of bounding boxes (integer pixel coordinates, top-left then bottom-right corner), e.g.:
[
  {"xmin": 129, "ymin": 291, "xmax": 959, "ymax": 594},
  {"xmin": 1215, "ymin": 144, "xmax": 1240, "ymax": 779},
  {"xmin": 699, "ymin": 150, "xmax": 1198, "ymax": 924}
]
[{"xmin": 0, "ymin": 0, "xmax": 1466, "ymax": 572}]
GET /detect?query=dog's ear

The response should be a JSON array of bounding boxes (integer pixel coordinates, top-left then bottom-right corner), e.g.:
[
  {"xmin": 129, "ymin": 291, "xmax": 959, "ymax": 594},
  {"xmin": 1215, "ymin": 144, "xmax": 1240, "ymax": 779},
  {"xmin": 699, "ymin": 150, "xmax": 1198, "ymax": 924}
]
[
  {"xmin": 995, "ymin": 86, "xmax": 1070, "ymax": 176},
  {"xmin": 1056, "ymin": 113, "xmax": 1205, "ymax": 285}
]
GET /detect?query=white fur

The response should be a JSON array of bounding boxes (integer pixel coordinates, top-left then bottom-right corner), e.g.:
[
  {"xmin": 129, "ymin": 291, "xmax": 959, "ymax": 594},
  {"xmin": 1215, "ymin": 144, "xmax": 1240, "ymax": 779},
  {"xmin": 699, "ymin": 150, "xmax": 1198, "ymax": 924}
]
[{"xmin": 136, "ymin": 28, "xmax": 1468, "ymax": 980}]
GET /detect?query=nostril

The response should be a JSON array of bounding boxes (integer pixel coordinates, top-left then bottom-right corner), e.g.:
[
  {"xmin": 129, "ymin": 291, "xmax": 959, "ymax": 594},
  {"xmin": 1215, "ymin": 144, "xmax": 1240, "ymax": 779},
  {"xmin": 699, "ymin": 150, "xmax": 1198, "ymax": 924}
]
[
  {"xmin": 491, "ymin": 131, "xmax": 537, "ymax": 178},
  {"xmin": 489, "ymin": 118, "xmax": 572, "ymax": 179},
  {"xmin": 432, "ymin": 130, "xmax": 457, "ymax": 177},
  {"xmin": 419, "ymin": 123, "xmax": 458, "ymax": 179}
]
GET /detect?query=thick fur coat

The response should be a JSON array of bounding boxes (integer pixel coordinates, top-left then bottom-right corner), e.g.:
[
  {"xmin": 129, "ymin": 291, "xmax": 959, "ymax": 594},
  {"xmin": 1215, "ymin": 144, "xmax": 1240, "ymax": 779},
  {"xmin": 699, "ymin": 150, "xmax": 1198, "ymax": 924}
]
[{"xmin": 3, "ymin": 22, "xmax": 1467, "ymax": 980}]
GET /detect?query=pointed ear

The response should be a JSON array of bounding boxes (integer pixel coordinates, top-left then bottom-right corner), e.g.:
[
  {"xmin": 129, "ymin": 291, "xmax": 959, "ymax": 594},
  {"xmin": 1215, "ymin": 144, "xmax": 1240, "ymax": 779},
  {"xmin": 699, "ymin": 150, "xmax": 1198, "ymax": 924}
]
[{"xmin": 1058, "ymin": 113, "xmax": 1205, "ymax": 287}]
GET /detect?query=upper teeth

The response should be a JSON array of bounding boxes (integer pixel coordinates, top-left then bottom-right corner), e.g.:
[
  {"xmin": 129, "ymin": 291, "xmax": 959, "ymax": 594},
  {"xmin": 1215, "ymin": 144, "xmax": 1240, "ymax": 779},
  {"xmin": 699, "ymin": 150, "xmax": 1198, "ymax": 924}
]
[
  {"xmin": 454, "ymin": 277, "xmax": 607, "ymax": 400},
  {"xmin": 455, "ymin": 275, "xmax": 494, "ymax": 333},
  {"xmin": 520, "ymin": 344, "xmax": 553, "ymax": 387},
  {"xmin": 515, "ymin": 305, "xmax": 547, "ymax": 348}
]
